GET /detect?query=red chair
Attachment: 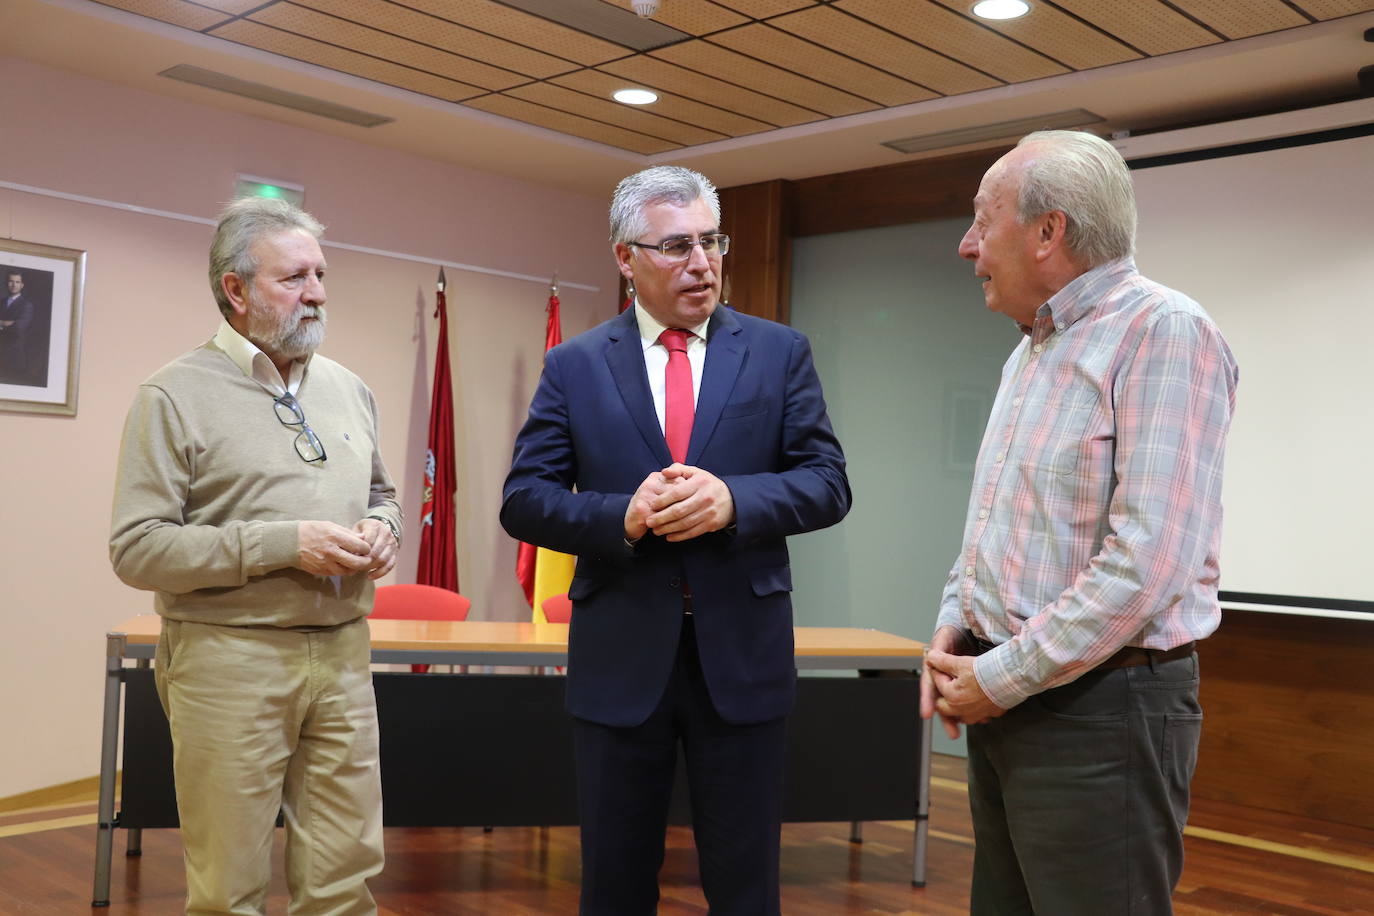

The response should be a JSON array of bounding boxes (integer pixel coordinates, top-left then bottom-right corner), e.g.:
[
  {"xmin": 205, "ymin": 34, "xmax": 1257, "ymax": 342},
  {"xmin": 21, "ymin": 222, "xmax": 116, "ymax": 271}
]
[
  {"xmin": 541, "ymin": 592, "xmax": 572, "ymax": 624},
  {"xmin": 369, "ymin": 584, "xmax": 471, "ymax": 672}
]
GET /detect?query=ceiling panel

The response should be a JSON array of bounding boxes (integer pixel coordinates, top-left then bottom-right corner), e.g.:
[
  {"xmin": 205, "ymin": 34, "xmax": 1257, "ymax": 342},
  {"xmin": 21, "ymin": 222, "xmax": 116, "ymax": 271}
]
[
  {"xmin": 769, "ymin": 5, "xmax": 998, "ymax": 95},
  {"xmin": 600, "ymin": 55, "xmax": 825, "ymax": 126},
  {"xmin": 929, "ymin": 0, "xmax": 1140, "ymax": 70},
  {"xmin": 552, "ymin": 69, "xmax": 774, "ymax": 137},
  {"xmin": 209, "ymin": 19, "xmax": 485, "ymax": 100},
  {"xmin": 1049, "ymin": 0, "xmax": 1222, "ymax": 55},
  {"xmin": 505, "ymin": 82, "xmax": 729, "ymax": 145},
  {"xmin": 90, "ymin": 0, "xmax": 229, "ymax": 30},
  {"xmin": 1289, "ymin": 0, "xmax": 1374, "ymax": 17},
  {"xmin": 713, "ymin": 0, "xmax": 817, "ymax": 16},
  {"xmin": 249, "ymin": 3, "xmax": 531, "ymax": 90},
  {"xmin": 593, "ymin": 0, "xmax": 748, "ymax": 35},
  {"xmin": 292, "ymin": 0, "xmax": 577, "ymax": 78},
  {"xmin": 654, "ymin": 40, "xmax": 878, "ymax": 117},
  {"xmin": 194, "ymin": 0, "xmax": 264, "ymax": 13},
  {"xmin": 836, "ymin": 0, "xmax": 1067, "ymax": 82},
  {"xmin": 1168, "ymin": 0, "xmax": 1308, "ymax": 39},
  {"xmin": 396, "ymin": 0, "xmax": 630, "ymax": 66},
  {"xmin": 709, "ymin": 24, "xmax": 936, "ymax": 107},
  {"xmin": 462, "ymin": 93, "xmax": 678, "ymax": 153}
]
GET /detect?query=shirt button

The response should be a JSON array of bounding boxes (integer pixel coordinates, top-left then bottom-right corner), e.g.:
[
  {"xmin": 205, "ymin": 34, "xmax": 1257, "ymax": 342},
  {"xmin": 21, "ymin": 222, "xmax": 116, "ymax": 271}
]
[
  {"xmin": 668, "ymin": 577, "xmax": 680, "ymax": 589},
  {"xmin": 964, "ymin": 566, "xmax": 975, "ymax": 577},
  {"xmin": 1032, "ymin": 344, "xmax": 1044, "ymax": 354},
  {"xmin": 978, "ymin": 508, "xmax": 989, "ymax": 519},
  {"xmin": 995, "ymin": 452, "xmax": 1005, "ymax": 463},
  {"xmin": 1012, "ymin": 397, "xmax": 1022, "ymax": 407}
]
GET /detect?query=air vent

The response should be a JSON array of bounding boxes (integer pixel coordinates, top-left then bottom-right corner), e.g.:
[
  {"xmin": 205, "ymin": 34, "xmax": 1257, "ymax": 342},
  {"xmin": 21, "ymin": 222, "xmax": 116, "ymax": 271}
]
[
  {"xmin": 882, "ymin": 109, "xmax": 1104, "ymax": 155},
  {"xmin": 499, "ymin": 0, "xmax": 687, "ymax": 51},
  {"xmin": 158, "ymin": 65, "xmax": 394, "ymax": 128}
]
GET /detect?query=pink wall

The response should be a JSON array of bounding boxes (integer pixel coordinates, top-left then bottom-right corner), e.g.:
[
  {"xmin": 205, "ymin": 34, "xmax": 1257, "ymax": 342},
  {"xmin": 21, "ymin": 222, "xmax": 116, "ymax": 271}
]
[{"xmin": 0, "ymin": 56, "xmax": 616, "ymax": 798}]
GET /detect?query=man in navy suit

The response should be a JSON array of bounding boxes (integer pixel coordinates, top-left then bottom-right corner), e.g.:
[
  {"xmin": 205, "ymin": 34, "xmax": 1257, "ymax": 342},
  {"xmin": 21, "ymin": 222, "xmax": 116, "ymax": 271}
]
[
  {"xmin": 502, "ymin": 165, "xmax": 850, "ymax": 915},
  {"xmin": 0, "ymin": 270, "xmax": 36, "ymax": 384}
]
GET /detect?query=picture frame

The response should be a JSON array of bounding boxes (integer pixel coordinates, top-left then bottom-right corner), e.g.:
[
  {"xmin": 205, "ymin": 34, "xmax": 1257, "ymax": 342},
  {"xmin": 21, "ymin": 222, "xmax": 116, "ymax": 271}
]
[{"xmin": 0, "ymin": 238, "xmax": 87, "ymax": 416}]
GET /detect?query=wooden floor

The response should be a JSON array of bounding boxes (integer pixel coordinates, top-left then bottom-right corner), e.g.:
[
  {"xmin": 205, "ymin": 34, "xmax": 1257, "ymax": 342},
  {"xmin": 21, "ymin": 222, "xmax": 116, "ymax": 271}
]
[{"xmin": 2, "ymin": 755, "xmax": 1371, "ymax": 914}]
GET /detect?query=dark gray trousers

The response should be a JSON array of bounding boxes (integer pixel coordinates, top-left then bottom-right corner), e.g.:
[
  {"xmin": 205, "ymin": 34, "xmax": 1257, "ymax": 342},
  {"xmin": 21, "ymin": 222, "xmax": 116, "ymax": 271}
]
[{"xmin": 967, "ymin": 652, "xmax": 1202, "ymax": 916}]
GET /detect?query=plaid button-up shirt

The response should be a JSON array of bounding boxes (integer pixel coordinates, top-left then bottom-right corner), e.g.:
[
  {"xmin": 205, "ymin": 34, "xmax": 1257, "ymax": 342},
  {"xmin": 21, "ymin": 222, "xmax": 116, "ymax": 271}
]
[{"xmin": 936, "ymin": 257, "xmax": 1238, "ymax": 709}]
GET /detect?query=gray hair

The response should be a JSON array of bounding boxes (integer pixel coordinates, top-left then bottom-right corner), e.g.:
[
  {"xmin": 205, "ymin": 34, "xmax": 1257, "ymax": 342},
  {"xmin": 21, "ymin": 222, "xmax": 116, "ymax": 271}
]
[
  {"xmin": 208, "ymin": 197, "xmax": 324, "ymax": 316},
  {"xmin": 609, "ymin": 166, "xmax": 720, "ymax": 245},
  {"xmin": 1015, "ymin": 130, "xmax": 1136, "ymax": 267}
]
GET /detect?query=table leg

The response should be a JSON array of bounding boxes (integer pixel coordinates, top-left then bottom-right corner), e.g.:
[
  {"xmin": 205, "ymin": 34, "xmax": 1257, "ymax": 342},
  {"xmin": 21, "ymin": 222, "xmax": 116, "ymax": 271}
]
[
  {"xmin": 912, "ymin": 713, "xmax": 933, "ymax": 887},
  {"xmin": 849, "ymin": 821, "xmax": 863, "ymax": 843},
  {"xmin": 92, "ymin": 633, "xmax": 126, "ymax": 907}
]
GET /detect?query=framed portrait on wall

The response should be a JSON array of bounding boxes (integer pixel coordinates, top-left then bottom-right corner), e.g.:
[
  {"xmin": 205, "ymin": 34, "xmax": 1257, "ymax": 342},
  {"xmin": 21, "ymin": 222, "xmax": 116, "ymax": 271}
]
[{"xmin": 0, "ymin": 238, "xmax": 86, "ymax": 416}]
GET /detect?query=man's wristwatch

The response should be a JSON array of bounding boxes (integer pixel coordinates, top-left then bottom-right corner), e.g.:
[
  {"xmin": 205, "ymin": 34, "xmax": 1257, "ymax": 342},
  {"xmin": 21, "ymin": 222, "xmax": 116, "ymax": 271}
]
[{"xmin": 367, "ymin": 515, "xmax": 401, "ymax": 547}]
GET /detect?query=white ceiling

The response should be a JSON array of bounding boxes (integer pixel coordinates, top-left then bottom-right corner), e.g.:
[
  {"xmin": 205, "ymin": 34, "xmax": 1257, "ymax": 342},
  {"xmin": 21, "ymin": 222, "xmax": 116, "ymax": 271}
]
[{"xmin": 5, "ymin": 0, "xmax": 1373, "ymax": 196}]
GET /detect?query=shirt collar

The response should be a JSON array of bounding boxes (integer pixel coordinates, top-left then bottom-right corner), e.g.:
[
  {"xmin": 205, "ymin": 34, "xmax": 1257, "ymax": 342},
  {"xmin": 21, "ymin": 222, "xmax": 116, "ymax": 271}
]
[
  {"xmin": 212, "ymin": 319, "xmax": 309, "ymax": 395},
  {"xmin": 1029, "ymin": 256, "xmax": 1138, "ymax": 341},
  {"xmin": 633, "ymin": 301, "xmax": 710, "ymax": 352}
]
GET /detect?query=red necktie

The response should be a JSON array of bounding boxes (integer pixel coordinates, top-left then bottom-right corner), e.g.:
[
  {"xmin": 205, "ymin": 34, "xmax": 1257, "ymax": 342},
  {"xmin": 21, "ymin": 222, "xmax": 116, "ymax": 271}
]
[{"xmin": 659, "ymin": 328, "xmax": 694, "ymax": 463}]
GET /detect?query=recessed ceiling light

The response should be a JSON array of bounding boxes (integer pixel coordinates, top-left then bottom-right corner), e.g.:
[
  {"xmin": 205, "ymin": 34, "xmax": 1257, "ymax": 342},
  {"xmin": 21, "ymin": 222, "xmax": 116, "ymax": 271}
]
[
  {"xmin": 972, "ymin": 0, "xmax": 1030, "ymax": 20},
  {"xmin": 613, "ymin": 88, "xmax": 658, "ymax": 105}
]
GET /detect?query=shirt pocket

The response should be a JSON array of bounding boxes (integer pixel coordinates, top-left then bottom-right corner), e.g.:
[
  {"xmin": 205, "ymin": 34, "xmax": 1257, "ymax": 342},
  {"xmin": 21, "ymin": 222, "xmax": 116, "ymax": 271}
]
[{"xmin": 1020, "ymin": 392, "xmax": 1100, "ymax": 476}]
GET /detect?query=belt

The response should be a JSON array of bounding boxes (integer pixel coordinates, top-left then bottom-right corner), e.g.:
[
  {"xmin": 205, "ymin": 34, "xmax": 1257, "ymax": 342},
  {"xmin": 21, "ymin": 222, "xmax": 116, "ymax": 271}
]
[{"xmin": 971, "ymin": 634, "xmax": 1195, "ymax": 670}]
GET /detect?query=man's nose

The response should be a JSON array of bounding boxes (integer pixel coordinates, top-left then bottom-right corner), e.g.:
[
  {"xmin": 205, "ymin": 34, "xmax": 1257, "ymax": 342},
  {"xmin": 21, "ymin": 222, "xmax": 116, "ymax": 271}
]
[
  {"xmin": 304, "ymin": 274, "xmax": 326, "ymax": 302},
  {"xmin": 957, "ymin": 228, "xmax": 978, "ymax": 260},
  {"xmin": 685, "ymin": 240, "xmax": 712, "ymax": 272}
]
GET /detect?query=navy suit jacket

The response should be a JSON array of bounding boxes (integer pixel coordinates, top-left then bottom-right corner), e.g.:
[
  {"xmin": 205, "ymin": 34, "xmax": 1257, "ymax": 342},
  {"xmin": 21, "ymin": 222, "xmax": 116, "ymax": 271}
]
[{"xmin": 501, "ymin": 306, "xmax": 850, "ymax": 727}]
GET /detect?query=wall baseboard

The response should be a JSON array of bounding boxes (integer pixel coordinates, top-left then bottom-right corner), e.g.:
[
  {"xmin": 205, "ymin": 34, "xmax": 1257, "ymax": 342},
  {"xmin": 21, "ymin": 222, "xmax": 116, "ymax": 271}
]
[{"xmin": 0, "ymin": 774, "xmax": 107, "ymax": 815}]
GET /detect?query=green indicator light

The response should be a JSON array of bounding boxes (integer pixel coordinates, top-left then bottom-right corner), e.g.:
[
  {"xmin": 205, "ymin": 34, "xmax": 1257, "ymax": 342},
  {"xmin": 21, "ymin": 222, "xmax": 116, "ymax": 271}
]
[{"xmin": 257, "ymin": 184, "xmax": 283, "ymax": 199}]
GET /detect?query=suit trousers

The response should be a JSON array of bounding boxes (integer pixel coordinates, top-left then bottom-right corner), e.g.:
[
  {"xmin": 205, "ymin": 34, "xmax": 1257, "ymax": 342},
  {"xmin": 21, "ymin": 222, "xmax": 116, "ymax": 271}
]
[
  {"xmin": 154, "ymin": 617, "xmax": 384, "ymax": 916},
  {"xmin": 572, "ymin": 615, "xmax": 787, "ymax": 916},
  {"xmin": 966, "ymin": 651, "xmax": 1202, "ymax": 916}
]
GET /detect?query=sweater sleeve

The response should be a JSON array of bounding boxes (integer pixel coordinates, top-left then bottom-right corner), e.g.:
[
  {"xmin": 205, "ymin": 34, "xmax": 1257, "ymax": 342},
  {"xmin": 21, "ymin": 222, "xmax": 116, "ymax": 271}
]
[{"xmin": 109, "ymin": 384, "xmax": 299, "ymax": 595}]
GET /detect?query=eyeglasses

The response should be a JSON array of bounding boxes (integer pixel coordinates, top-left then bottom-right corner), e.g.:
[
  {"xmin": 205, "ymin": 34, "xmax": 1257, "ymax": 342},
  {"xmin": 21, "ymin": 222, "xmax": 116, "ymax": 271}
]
[
  {"xmin": 626, "ymin": 233, "xmax": 730, "ymax": 261},
  {"xmin": 273, "ymin": 393, "xmax": 327, "ymax": 463}
]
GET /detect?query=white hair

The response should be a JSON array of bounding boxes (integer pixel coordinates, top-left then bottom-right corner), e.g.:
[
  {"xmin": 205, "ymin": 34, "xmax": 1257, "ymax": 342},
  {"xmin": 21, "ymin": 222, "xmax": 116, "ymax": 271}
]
[
  {"xmin": 609, "ymin": 166, "xmax": 720, "ymax": 245},
  {"xmin": 1016, "ymin": 130, "xmax": 1136, "ymax": 267},
  {"xmin": 209, "ymin": 197, "xmax": 324, "ymax": 317}
]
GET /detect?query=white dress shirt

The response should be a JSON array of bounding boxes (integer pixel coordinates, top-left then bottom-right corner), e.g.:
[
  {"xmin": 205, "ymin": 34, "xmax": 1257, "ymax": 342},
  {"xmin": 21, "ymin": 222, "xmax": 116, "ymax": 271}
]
[{"xmin": 633, "ymin": 302, "xmax": 708, "ymax": 438}]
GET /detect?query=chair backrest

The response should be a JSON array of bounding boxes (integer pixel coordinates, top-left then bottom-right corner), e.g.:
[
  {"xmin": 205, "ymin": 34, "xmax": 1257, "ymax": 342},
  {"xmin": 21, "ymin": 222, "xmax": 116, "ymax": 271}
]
[
  {"xmin": 541, "ymin": 592, "xmax": 572, "ymax": 624},
  {"xmin": 369, "ymin": 583, "xmax": 471, "ymax": 622}
]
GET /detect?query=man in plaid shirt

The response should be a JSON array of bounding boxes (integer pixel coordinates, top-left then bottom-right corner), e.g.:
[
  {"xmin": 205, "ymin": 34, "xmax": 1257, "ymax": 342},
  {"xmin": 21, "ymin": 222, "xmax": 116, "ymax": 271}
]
[{"xmin": 921, "ymin": 130, "xmax": 1238, "ymax": 915}]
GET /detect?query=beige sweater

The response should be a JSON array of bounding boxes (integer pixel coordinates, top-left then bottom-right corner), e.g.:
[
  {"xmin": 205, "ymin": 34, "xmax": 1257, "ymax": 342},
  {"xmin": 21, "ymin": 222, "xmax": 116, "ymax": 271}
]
[{"xmin": 110, "ymin": 341, "xmax": 403, "ymax": 627}]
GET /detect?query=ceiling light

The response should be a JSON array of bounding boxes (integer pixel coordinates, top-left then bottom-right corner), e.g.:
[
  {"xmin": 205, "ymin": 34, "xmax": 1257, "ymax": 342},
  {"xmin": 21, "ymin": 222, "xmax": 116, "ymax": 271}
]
[
  {"xmin": 972, "ymin": 0, "xmax": 1030, "ymax": 20},
  {"xmin": 613, "ymin": 88, "xmax": 658, "ymax": 105}
]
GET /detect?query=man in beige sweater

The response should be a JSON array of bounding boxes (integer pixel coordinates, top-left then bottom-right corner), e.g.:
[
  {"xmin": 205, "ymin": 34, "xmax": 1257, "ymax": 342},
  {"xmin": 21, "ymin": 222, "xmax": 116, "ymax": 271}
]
[{"xmin": 110, "ymin": 197, "xmax": 402, "ymax": 915}]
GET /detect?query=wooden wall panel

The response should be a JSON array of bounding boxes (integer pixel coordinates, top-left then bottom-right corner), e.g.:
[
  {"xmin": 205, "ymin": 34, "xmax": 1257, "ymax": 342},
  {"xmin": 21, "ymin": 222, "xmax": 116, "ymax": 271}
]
[
  {"xmin": 719, "ymin": 179, "xmax": 791, "ymax": 325},
  {"xmin": 1194, "ymin": 609, "xmax": 1374, "ymax": 828}
]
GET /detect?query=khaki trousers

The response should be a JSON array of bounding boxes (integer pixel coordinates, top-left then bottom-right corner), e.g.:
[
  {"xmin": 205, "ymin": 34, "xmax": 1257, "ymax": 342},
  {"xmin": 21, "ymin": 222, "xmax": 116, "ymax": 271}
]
[{"xmin": 154, "ymin": 617, "xmax": 384, "ymax": 916}]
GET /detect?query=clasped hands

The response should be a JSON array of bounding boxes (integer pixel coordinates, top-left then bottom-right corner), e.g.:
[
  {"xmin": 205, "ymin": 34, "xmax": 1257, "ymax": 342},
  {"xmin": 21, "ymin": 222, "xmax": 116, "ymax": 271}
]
[
  {"xmin": 297, "ymin": 518, "xmax": 398, "ymax": 579},
  {"xmin": 624, "ymin": 463, "xmax": 735, "ymax": 543},
  {"xmin": 920, "ymin": 625, "xmax": 1007, "ymax": 740}
]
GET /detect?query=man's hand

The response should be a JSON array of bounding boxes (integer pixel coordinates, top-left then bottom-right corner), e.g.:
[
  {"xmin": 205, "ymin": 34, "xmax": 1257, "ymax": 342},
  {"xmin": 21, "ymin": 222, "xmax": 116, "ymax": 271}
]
[
  {"xmin": 297, "ymin": 521, "xmax": 374, "ymax": 577},
  {"xmin": 625, "ymin": 470, "xmax": 672, "ymax": 540},
  {"xmin": 923, "ymin": 635, "xmax": 1006, "ymax": 736},
  {"xmin": 645, "ymin": 464, "xmax": 735, "ymax": 542},
  {"xmin": 354, "ymin": 518, "xmax": 400, "ymax": 580}
]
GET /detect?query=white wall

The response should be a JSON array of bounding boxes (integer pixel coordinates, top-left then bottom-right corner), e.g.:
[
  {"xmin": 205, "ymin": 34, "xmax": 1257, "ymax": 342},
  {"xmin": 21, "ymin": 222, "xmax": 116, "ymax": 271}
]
[{"xmin": 0, "ymin": 56, "xmax": 617, "ymax": 798}]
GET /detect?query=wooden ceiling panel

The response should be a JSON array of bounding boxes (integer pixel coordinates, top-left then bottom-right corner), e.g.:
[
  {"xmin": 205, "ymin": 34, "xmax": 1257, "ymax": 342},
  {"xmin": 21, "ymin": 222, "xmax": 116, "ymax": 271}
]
[
  {"xmin": 836, "ymin": 0, "xmax": 1067, "ymax": 83},
  {"xmin": 552, "ymin": 69, "xmax": 774, "ymax": 137},
  {"xmin": 1168, "ymin": 0, "xmax": 1308, "ymax": 39},
  {"xmin": 1288, "ymin": 0, "xmax": 1374, "ymax": 18},
  {"xmin": 462, "ymin": 94, "xmax": 679, "ymax": 153},
  {"xmin": 195, "ymin": 0, "xmax": 267, "ymax": 13},
  {"xmin": 394, "ymin": 0, "xmax": 630, "ymax": 66},
  {"xmin": 209, "ymin": 20, "xmax": 484, "ymax": 100},
  {"xmin": 653, "ymin": 40, "xmax": 877, "ymax": 117},
  {"xmin": 592, "ymin": 0, "xmax": 747, "ymax": 34},
  {"xmin": 1050, "ymin": 0, "xmax": 1222, "ymax": 55},
  {"xmin": 770, "ymin": 6, "xmax": 998, "ymax": 96},
  {"xmin": 602, "ymin": 55, "xmax": 823, "ymax": 126},
  {"xmin": 929, "ymin": 0, "xmax": 1140, "ymax": 70},
  {"xmin": 505, "ymin": 83, "xmax": 728, "ymax": 145},
  {"xmin": 710, "ymin": 24, "xmax": 936, "ymax": 107},
  {"xmin": 712, "ymin": 0, "xmax": 817, "ymax": 17},
  {"xmin": 249, "ymin": 3, "xmax": 530, "ymax": 90},
  {"xmin": 292, "ymin": 0, "xmax": 577, "ymax": 78},
  {"xmin": 89, "ymin": 0, "xmax": 228, "ymax": 30}
]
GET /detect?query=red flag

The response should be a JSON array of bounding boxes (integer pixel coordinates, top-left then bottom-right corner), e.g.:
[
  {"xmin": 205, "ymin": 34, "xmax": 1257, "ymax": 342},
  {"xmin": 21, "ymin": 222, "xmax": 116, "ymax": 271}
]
[
  {"xmin": 516, "ymin": 286, "xmax": 563, "ymax": 605},
  {"xmin": 417, "ymin": 269, "xmax": 458, "ymax": 592}
]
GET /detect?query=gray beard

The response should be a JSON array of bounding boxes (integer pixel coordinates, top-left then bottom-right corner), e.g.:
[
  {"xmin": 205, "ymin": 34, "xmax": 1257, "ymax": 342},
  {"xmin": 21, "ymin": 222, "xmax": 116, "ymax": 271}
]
[{"xmin": 246, "ymin": 298, "xmax": 326, "ymax": 362}]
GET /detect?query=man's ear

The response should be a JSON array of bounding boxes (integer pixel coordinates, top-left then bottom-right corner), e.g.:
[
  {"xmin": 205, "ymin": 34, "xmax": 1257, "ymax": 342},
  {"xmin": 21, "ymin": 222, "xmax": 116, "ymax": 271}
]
[
  {"xmin": 221, "ymin": 273, "xmax": 249, "ymax": 318},
  {"xmin": 614, "ymin": 243, "xmax": 635, "ymax": 282},
  {"xmin": 1034, "ymin": 210, "xmax": 1069, "ymax": 263}
]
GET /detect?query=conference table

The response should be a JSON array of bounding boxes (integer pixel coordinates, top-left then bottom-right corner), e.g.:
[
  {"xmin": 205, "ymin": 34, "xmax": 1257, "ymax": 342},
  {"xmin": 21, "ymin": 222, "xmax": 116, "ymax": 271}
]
[{"xmin": 94, "ymin": 615, "xmax": 931, "ymax": 907}]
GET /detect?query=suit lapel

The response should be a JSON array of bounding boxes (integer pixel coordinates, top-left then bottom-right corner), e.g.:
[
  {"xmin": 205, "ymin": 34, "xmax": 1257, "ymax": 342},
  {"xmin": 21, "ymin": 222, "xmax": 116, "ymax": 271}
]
[
  {"xmin": 605, "ymin": 309, "xmax": 674, "ymax": 466},
  {"xmin": 688, "ymin": 308, "xmax": 745, "ymax": 464}
]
